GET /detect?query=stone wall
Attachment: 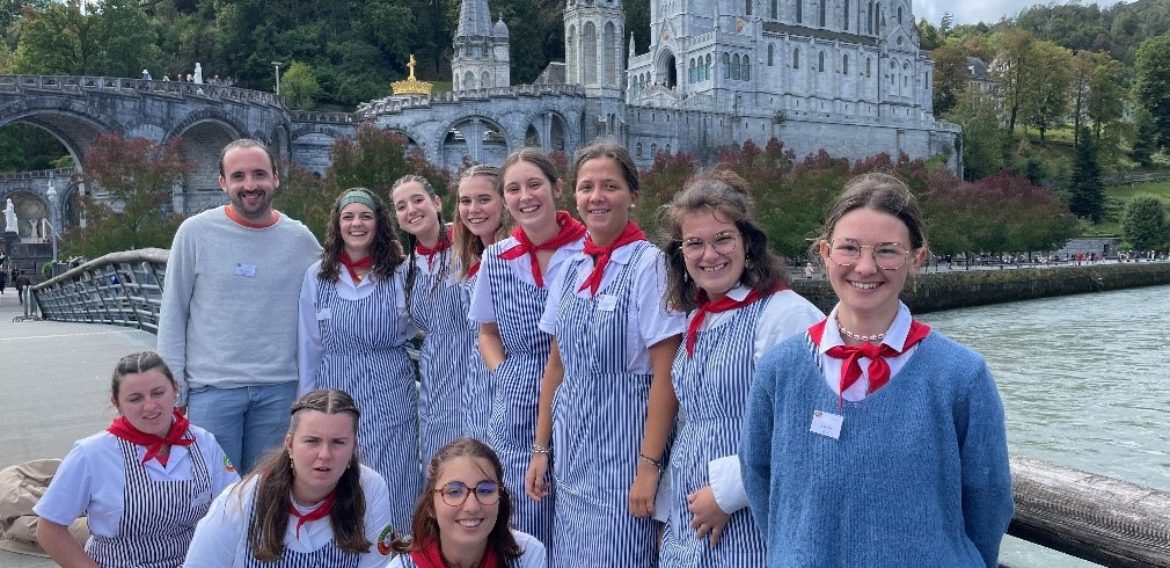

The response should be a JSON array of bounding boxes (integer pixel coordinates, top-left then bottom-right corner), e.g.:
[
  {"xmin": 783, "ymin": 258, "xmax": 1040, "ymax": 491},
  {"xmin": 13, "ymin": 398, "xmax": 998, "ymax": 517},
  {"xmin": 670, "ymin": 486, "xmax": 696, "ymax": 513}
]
[{"xmin": 790, "ymin": 262, "xmax": 1170, "ymax": 314}]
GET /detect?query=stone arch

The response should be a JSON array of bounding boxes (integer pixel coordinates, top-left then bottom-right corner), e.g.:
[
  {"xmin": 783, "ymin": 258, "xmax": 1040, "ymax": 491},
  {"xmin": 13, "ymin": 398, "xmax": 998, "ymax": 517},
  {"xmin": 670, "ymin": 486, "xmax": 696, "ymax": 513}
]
[
  {"xmin": 0, "ymin": 101, "xmax": 115, "ymax": 169},
  {"xmin": 464, "ymin": 71, "xmax": 476, "ymax": 90},
  {"xmin": 583, "ymin": 22, "xmax": 598, "ymax": 84},
  {"xmin": 526, "ymin": 124, "xmax": 540, "ymax": 147},
  {"xmin": 169, "ymin": 115, "xmax": 244, "ymax": 213},
  {"xmin": 657, "ymin": 49, "xmax": 678, "ymax": 88},
  {"xmin": 441, "ymin": 115, "xmax": 510, "ymax": 170}
]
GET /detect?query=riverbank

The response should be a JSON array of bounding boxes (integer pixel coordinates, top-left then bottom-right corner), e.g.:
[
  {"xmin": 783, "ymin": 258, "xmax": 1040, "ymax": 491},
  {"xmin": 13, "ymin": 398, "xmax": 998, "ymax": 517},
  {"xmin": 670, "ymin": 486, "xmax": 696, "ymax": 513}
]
[{"xmin": 791, "ymin": 260, "xmax": 1170, "ymax": 314}]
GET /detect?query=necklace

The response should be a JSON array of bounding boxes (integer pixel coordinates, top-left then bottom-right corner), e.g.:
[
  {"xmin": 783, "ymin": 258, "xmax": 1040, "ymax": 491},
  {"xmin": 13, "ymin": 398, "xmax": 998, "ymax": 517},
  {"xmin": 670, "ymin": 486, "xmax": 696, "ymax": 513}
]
[{"xmin": 835, "ymin": 315, "xmax": 886, "ymax": 342}]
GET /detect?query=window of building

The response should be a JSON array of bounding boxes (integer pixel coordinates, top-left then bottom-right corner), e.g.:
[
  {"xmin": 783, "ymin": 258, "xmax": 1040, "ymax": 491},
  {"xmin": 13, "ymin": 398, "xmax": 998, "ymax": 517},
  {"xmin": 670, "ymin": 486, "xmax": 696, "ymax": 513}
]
[
  {"xmin": 746, "ymin": 0, "xmax": 752, "ymax": 15},
  {"xmin": 651, "ymin": 143, "xmax": 658, "ymax": 155},
  {"xmin": 744, "ymin": 55, "xmax": 751, "ymax": 80},
  {"xmin": 796, "ymin": 0, "xmax": 803, "ymax": 23},
  {"xmin": 844, "ymin": 0, "xmax": 850, "ymax": 29},
  {"xmin": 818, "ymin": 51, "xmax": 825, "ymax": 72},
  {"xmin": 898, "ymin": 6, "xmax": 903, "ymax": 23},
  {"xmin": 819, "ymin": 0, "xmax": 826, "ymax": 26},
  {"xmin": 843, "ymin": 54, "xmax": 849, "ymax": 74},
  {"xmin": 732, "ymin": 54, "xmax": 742, "ymax": 80},
  {"xmin": 771, "ymin": 0, "xmax": 777, "ymax": 18},
  {"xmin": 793, "ymin": 48, "xmax": 801, "ymax": 69},
  {"xmin": 866, "ymin": 57, "xmax": 871, "ymax": 77},
  {"xmin": 636, "ymin": 142, "xmax": 643, "ymax": 157},
  {"xmin": 768, "ymin": 44, "xmax": 774, "ymax": 66},
  {"xmin": 724, "ymin": 52, "xmax": 731, "ymax": 79}
]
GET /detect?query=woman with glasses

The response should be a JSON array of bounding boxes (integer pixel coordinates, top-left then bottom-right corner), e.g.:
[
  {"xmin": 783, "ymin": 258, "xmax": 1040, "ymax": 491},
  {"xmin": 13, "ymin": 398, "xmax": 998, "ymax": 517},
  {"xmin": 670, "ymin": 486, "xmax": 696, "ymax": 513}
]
[
  {"xmin": 297, "ymin": 188, "xmax": 418, "ymax": 533},
  {"xmin": 741, "ymin": 173, "xmax": 1013, "ymax": 568},
  {"xmin": 526, "ymin": 142, "xmax": 684, "ymax": 566},
  {"xmin": 388, "ymin": 437, "xmax": 546, "ymax": 567},
  {"xmin": 184, "ymin": 389, "xmax": 394, "ymax": 567},
  {"xmin": 656, "ymin": 171, "xmax": 822, "ymax": 567}
]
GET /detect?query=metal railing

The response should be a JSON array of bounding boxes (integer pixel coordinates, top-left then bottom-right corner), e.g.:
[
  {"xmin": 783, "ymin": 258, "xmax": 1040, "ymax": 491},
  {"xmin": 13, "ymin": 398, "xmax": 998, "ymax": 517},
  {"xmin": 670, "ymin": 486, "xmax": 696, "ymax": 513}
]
[
  {"xmin": 29, "ymin": 248, "xmax": 168, "ymax": 333},
  {"xmin": 21, "ymin": 249, "xmax": 1170, "ymax": 567}
]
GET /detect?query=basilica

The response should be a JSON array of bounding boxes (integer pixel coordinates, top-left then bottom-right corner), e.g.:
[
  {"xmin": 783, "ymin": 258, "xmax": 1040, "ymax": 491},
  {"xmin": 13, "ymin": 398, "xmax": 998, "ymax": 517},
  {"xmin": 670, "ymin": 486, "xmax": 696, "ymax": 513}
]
[{"xmin": 350, "ymin": 0, "xmax": 960, "ymax": 172}]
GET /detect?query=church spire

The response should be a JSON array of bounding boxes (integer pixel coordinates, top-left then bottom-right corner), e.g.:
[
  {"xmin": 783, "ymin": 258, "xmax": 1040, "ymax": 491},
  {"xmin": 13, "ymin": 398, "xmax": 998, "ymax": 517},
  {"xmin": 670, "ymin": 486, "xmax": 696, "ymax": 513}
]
[{"xmin": 456, "ymin": 0, "xmax": 492, "ymax": 38}]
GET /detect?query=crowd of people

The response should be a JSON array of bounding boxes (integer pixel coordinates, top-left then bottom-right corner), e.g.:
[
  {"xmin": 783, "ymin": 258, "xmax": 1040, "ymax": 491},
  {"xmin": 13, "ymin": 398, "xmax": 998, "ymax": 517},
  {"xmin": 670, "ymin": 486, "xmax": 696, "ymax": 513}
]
[{"xmin": 29, "ymin": 138, "xmax": 1014, "ymax": 567}]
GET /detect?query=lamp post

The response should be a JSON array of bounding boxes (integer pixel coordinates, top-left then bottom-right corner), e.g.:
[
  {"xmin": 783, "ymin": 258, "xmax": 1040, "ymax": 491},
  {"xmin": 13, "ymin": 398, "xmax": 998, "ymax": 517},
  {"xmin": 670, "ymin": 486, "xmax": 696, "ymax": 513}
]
[
  {"xmin": 272, "ymin": 61, "xmax": 284, "ymax": 95},
  {"xmin": 45, "ymin": 177, "xmax": 59, "ymax": 269}
]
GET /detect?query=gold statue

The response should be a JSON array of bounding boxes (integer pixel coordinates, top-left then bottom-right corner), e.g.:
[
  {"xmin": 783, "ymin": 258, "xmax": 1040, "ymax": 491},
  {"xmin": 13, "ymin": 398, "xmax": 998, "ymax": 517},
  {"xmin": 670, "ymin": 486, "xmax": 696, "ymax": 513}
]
[{"xmin": 393, "ymin": 53, "xmax": 433, "ymax": 96}]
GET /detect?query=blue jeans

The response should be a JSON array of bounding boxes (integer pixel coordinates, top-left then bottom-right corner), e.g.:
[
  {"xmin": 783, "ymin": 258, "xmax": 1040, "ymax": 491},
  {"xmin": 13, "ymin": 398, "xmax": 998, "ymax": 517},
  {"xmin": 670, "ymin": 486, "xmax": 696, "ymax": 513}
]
[{"xmin": 186, "ymin": 382, "xmax": 297, "ymax": 475}]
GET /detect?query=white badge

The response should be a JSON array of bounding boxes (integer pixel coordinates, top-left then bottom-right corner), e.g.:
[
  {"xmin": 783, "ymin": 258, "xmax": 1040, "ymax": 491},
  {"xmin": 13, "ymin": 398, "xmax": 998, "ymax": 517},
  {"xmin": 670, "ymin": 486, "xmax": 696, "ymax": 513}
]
[
  {"xmin": 234, "ymin": 262, "xmax": 257, "ymax": 278},
  {"xmin": 596, "ymin": 294, "xmax": 618, "ymax": 312},
  {"xmin": 316, "ymin": 308, "xmax": 332, "ymax": 321},
  {"xmin": 810, "ymin": 410, "xmax": 843, "ymax": 440}
]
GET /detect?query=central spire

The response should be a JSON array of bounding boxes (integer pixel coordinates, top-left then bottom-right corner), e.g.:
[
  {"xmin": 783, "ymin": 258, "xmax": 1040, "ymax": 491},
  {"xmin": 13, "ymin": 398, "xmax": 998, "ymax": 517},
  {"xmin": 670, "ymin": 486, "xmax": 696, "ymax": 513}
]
[{"xmin": 456, "ymin": 0, "xmax": 493, "ymax": 38}]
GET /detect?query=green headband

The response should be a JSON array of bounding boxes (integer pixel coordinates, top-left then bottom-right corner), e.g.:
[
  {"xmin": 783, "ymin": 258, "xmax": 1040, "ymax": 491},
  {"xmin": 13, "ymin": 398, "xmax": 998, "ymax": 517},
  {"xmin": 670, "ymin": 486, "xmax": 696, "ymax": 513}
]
[{"xmin": 337, "ymin": 189, "xmax": 377, "ymax": 212}]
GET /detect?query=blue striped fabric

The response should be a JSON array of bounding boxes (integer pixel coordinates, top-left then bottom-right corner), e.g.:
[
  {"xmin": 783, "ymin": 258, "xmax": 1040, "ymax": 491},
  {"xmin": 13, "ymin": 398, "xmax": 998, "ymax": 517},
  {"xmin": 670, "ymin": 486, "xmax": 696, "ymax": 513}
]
[
  {"xmin": 315, "ymin": 273, "xmax": 420, "ymax": 535},
  {"xmin": 410, "ymin": 263, "xmax": 478, "ymax": 468},
  {"xmin": 481, "ymin": 249, "xmax": 556, "ymax": 549},
  {"xmin": 242, "ymin": 540, "xmax": 359, "ymax": 567},
  {"xmin": 86, "ymin": 435, "xmax": 212, "ymax": 568},
  {"xmin": 660, "ymin": 296, "xmax": 772, "ymax": 566},
  {"xmin": 549, "ymin": 241, "xmax": 659, "ymax": 567},
  {"xmin": 459, "ymin": 274, "xmax": 493, "ymax": 443}
]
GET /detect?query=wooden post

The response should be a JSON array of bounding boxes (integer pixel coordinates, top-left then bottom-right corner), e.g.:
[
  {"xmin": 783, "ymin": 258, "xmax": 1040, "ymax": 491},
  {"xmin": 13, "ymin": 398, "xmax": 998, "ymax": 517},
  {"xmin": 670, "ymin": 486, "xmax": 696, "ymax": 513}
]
[{"xmin": 1008, "ymin": 455, "xmax": 1170, "ymax": 568}]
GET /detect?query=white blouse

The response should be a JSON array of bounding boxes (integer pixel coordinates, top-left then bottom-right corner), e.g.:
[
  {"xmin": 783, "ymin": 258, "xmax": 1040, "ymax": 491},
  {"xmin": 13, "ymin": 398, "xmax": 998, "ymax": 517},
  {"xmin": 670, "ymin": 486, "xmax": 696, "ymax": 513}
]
[{"xmin": 468, "ymin": 235, "xmax": 586, "ymax": 324}]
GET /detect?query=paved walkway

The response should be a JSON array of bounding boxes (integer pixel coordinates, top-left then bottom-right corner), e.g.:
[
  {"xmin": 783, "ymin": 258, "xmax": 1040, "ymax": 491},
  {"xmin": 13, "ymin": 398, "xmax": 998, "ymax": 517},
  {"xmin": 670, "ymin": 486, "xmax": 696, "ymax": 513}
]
[{"xmin": 0, "ymin": 292, "xmax": 155, "ymax": 567}]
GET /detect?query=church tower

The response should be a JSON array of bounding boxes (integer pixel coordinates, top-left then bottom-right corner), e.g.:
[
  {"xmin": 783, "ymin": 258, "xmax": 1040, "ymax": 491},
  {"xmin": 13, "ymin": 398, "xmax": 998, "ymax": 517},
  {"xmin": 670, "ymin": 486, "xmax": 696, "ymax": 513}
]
[
  {"xmin": 564, "ymin": 0, "xmax": 625, "ymax": 96},
  {"xmin": 452, "ymin": 0, "xmax": 510, "ymax": 92}
]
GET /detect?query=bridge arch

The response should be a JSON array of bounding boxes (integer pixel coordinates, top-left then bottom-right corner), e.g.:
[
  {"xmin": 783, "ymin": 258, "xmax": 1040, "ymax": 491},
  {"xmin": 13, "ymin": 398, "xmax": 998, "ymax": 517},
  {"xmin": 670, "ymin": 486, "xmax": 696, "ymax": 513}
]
[
  {"xmin": 166, "ymin": 111, "xmax": 247, "ymax": 214},
  {"xmin": 439, "ymin": 115, "xmax": 510, "ymax": 170}
]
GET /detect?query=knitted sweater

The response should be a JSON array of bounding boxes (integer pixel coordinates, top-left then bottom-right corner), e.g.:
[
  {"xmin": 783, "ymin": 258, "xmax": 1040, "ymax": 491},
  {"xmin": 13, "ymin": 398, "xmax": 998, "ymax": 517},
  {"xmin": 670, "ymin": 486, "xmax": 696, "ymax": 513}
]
[
  {"xmin": 158, "ymin": 207, "xmax": 321, "ymax": 400},
  {"xmin": 740, "ymin": 331, "xmax": 1013, "ymax": 568}
]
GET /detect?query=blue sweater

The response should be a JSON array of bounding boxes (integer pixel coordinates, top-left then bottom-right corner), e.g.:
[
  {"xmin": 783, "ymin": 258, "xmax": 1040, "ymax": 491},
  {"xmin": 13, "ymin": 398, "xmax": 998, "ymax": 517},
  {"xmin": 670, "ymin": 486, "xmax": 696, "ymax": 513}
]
[{"xmin": 740, "ymin": 331, "xmax": 1013, "ymax": 568}]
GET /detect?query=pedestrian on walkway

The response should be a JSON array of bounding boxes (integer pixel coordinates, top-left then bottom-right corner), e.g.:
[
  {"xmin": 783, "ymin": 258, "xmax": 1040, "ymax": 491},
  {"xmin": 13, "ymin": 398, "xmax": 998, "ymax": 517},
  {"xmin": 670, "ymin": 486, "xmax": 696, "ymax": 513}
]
[
  {"xmin": 34, "ymin": 352, "xmax": 238, "ymax": 568},
  {"xmin": 15, "ymin": 272, "xmax": 30, "ymax": 304},
  {"xmin": 297, "ymin": 187, "xmax": 419, "ymax": 535},
  {"xmin": 157, "ymin": 138, "xmax": 321, "ymax": 475}
]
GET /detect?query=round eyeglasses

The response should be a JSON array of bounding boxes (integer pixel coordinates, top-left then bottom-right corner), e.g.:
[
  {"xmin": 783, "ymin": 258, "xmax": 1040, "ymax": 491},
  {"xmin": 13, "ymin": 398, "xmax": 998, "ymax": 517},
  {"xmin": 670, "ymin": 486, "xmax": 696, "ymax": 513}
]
[
  {"xmin": 825, "ymin": 239, "xmax": 912, "ymax": 271},
  {"xmin": 679, "ymin": 232, "xmax": 740, "ymax": 260},
  {"xmin": 434, "ymin": 481, "xmax": 501, "ymax": 507}
]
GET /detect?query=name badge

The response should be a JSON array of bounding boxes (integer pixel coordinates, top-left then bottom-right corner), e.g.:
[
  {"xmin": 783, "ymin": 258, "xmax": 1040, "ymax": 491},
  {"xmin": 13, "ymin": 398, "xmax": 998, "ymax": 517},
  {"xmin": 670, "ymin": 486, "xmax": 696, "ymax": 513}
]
[
  {"xmin": 810, "ymin": 410, "xmax": 843, "ymax": 440},
  {"xmin": 235, "ymin": 262, "xmax": 257, "ymax": 278},
  {"xmin": 596, "ymin": 294, "xmax": 618, "ymax": 312},
  {"xmin": 316, "ymin": 308, "xmax": 331, "ymax": 321}
]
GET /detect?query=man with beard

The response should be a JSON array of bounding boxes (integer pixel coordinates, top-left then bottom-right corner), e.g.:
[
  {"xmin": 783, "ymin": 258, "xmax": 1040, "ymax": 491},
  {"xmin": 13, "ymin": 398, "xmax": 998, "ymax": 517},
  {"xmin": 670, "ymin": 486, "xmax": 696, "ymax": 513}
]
[{"xmin": 158, "ymin": 139, "xmax": 321, "ymax": 474}]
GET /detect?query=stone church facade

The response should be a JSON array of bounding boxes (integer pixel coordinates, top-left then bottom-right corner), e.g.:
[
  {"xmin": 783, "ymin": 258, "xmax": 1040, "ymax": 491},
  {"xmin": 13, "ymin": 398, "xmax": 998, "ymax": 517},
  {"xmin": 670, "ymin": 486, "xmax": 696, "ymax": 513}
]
[{"xmin": 345, "ymin": 0, "xmax": 960, "ymax": 173}]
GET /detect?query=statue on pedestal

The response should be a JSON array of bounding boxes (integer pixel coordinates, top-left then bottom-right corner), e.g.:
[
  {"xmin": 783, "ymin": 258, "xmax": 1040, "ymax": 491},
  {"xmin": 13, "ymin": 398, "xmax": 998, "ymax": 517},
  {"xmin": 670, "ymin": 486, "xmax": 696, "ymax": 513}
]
[{"xmin": 3, "ymin": 198, "xmax": 16, "ymax": 234}]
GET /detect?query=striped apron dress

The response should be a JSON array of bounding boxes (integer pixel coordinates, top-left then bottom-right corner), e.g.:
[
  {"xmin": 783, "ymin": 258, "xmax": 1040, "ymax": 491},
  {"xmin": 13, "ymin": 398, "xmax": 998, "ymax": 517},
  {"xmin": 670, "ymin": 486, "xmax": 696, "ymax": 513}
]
[
  {"xmin": 85, "ymin": 436, "xmax": 212, "ymax": 568},
  {"xmin": 243, "ymin": 541, "xmax": 359, "ymax": 568},
  {"xmin": 315, "ymin": 275, "xmax": 420, "ymax": 535},
  {"xmin": 482, "ymin": 253, "xmax": 555, "ymax": 548},
  {"xmin": 550, "ymin": 241, "xmax": 658, "ymax": 567},
  {"xmin": 411, "ymin": 268, "xmax": 478, "ymax": 467},
  {"xmin": 659, "ymin": 297, "xmax": 771, "ymax": 567},
  {"xmin": 459, "ymin": 274, "xmax": 493, "ymax": 443}
]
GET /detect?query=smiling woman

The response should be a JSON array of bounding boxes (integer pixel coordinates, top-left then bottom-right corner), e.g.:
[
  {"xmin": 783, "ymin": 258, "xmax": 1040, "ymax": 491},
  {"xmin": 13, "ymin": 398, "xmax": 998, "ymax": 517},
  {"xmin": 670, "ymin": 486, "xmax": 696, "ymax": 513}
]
[
  {"xmin": 297, "ymin": 187, "xmax": 419, "ymax": 535},
  {"xmin": 184, "ymin": 389, "xmax": 394, "ymax": 568}
]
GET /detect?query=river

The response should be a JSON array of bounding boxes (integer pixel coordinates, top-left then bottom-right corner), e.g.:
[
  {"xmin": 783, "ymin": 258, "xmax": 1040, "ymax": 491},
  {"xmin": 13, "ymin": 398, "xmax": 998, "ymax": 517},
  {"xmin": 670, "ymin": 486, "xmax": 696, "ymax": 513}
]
[{"xmin": 919, "ymin": 284, "xmax": 1170, "ymax": 568}]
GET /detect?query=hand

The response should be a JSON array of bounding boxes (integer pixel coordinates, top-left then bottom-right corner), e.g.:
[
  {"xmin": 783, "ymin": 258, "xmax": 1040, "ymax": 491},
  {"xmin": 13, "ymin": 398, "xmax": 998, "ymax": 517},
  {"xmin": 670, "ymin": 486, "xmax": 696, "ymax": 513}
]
[
  {"xmin": 688, "ymin": 485, "xmax": 731, "ymax": 548},
  {"xmin": 525, "ymin": 453, "xmax": 551, "ymax": 501},
  {"xmin": 627, "ymin": 460, "xmax": 660, "ymax": 518}
]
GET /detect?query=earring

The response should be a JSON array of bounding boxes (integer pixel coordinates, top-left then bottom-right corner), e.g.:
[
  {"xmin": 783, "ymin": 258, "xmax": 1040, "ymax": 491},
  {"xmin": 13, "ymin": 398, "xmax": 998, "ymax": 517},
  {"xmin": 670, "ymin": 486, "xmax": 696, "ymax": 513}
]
[{"xmin": 629, "ymin": 203, "xmax": 636, "ymax": 209}]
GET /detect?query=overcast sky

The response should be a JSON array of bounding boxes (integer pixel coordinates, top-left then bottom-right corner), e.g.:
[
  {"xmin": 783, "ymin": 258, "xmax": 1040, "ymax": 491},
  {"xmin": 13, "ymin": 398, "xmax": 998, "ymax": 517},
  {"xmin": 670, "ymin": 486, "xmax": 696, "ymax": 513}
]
[{"xmin": 911, "ymin": 0, "xmax": 1129, "ymax": 26}]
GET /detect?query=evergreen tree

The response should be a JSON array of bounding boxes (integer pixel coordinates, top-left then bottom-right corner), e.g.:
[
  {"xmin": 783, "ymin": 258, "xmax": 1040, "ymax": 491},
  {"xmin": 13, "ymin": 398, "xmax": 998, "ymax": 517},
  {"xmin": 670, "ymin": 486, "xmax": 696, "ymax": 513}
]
[
  {"xmin": 1122, "ymin": 196, "xmax": 1168, "ymax": 250},
  {"xmin": 1134, "ymin": 34, "xmax": 1170, "ymax": 151},
  {"xmin": 1131, "ymin": 109, "xmax": 1158, "ymax": 168},
  {"xmin": 1068, "ymin": 126, "xmax": 1104, "ymax": 222}
]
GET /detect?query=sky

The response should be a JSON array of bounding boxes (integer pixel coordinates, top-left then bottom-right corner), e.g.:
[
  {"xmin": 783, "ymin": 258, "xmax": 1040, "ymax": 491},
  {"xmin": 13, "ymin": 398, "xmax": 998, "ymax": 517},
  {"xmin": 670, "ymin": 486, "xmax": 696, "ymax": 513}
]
[{"xmin": 911, "ymin": 0, "xmax": 1129, "ymax": 26}]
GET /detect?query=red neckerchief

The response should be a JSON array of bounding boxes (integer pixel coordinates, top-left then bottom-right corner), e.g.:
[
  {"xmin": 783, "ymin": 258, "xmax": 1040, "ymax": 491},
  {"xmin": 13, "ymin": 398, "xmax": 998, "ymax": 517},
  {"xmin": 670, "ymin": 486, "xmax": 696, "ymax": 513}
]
[
  {"xmin": 685, "ymin": 284, "xmax": 785, "ymax": 357},
  {"xmin": 106, "ymin": 409, "xmax": 193, "ymax": 466},
  {"xmin": 415, "ymin": 234, "xmax": 452, "ymax": 271},
  {"xmin": 409, "ymin": 540, "xmax": 500, "ymax": 568},
  {"xmin": 339, "ymin": 251, "xmax": 373, "ymax": 283},
  {"xmin": 809, "ymin": 318, "xmax": 931, "ymax": 409},
  {"xmin": 467, "ymin": 261, "xmax": 481, "ymax": 279},
  {"xmin": 288, "ymin": 491, "xmax": 336, "ymax": 540},
  {"xmin": 577, "ymin": 222, "xmax": 646, "ymax": 296},
  {"xmin": 224, "ymin": 205, "xmax": 279, "ymax": 228},
  {"xmin": 498, "ymin": 211, "xmax": 586, "ymax": 288}
]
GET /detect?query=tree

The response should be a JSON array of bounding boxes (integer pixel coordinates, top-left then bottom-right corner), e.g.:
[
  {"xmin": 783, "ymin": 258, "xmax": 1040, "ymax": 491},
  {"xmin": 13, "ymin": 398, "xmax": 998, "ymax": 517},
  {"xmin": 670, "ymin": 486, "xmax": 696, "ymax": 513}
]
[
  {"xmin": 1134, "ymin": 34, "xmax": 1170, "ymax": 151},
  {"xmin": 917, "ymin": 18, "xmax": 941, "ymax": 51},
  {"xmin": 1068, "ymin": 126, "xmax": 1104, "ymax": 222},
  {"xmin": 992, "ymin": 29, "xmax": 1036, "ymax": 140},
  {"xmin": 63, "ymin": 134, "xmax": 192, "ymax": 259},
  {"xmin": 281, "ymin": 61, "xmax": 321, "ymax": 109},
  {"xmin": 931, "ymin": 43, "xmax": 968, "ymax": 117},
  {"xmin": 945, "ymin": 89, "xmax": 1006, "ymax": 181},
  {"xmin": 1020, "ymin": 41, "xmax": 1072, "ymax": 142},
  {"xmin": 91, "ymin": 0, "xmax": 159, "ymax": 78},
  {"xmin": 1131, "ymin": 108, "xmax": 1158, "ymax": 167},
  {"xmin": 8, "ymin": 2, "xmax": 93, "ymax": 74},
  {"xmin": 1122, "ymin": 196, "xmax": 1168, "ymax": 250}
]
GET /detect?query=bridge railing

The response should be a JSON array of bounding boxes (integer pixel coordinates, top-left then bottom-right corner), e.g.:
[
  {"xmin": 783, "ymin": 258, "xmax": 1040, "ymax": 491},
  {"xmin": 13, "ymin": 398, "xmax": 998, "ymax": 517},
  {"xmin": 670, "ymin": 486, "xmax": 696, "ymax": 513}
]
[
  {"xmin": 30, "ymin": 248, "xmax": 168, "ymax": 333},
  {"xmin": 0, "ymin": 74, "xmax": 285, "ymax": 108},
  {"xmin": 22, "ymin": 251, "xmax": 1170, "ymax": 567}
]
